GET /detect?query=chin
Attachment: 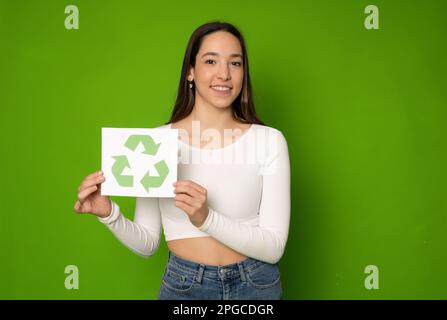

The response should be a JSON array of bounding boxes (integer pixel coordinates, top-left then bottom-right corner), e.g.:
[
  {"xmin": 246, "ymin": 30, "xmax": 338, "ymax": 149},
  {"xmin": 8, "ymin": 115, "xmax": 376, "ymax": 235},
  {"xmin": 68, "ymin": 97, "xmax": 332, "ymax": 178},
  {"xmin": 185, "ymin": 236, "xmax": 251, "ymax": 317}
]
[
  {"xmin": 197, "ymin": 90, "xmax": 238, "ymax": 109},
  {"xmin": 213, "ymin": 102, "xmax": 233, "ymax": 109},
  {"xmin": 206, "ymin": 97, "xmax": 237, "ymax": 109}
]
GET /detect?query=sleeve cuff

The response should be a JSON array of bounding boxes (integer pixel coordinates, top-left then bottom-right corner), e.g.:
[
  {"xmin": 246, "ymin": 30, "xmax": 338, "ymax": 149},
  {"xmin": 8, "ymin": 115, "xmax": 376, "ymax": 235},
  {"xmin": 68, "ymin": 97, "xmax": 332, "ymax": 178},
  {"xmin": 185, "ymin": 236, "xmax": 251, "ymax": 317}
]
[
  {"xmin": 197, "ymin": 208, "xmax": 216, "ymax": 232},
  {"xmin": 98, "ymin": 201, "xmax": 121, "ymax": 224}
]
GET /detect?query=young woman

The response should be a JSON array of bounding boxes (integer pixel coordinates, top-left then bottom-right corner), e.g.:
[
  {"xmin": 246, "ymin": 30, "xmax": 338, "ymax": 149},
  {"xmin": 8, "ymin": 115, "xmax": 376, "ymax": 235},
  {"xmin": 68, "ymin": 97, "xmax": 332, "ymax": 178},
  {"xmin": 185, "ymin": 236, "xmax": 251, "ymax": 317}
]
[{"xmin": 74, "ymin": 21, "xmax": 291, "ymax": 300}]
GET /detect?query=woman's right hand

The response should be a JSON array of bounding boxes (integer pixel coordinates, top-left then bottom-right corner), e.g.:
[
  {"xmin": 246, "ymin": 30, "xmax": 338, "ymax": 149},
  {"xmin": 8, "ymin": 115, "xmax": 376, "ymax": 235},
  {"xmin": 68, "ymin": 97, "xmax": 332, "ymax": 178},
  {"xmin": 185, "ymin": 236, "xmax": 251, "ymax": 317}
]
[{"xmin": 74, "ymin": 170, "xmax": 112, "ymax": 218}]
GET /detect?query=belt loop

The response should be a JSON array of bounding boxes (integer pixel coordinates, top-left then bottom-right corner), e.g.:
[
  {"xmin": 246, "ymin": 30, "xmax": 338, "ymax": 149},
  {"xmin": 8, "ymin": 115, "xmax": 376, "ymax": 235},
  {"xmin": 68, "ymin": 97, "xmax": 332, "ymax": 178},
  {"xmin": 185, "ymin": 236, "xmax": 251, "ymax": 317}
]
[
  {"xmin": 196, "ymin": 264, "xmax": 205, "ymax": 284},
  {"xmin": 238, "ymin": 262, "xmax": 246, "ymax": 282}
]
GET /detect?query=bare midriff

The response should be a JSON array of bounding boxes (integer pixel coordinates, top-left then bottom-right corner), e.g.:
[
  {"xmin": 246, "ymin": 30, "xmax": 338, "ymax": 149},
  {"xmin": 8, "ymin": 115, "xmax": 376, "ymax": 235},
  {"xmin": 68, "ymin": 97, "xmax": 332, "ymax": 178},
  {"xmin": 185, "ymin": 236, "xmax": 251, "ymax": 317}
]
[{"xmin": 167, "ymin": 237, "xmax": 248, "ymax": 266}]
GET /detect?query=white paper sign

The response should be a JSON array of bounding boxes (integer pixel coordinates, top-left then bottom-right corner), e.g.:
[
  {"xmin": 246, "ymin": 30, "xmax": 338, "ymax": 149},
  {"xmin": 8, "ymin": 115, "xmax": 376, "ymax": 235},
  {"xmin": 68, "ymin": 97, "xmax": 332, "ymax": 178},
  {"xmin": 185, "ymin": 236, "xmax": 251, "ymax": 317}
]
[{"xmin": 101, "ymin": 127, "xmax": 178, "ymax": 198}]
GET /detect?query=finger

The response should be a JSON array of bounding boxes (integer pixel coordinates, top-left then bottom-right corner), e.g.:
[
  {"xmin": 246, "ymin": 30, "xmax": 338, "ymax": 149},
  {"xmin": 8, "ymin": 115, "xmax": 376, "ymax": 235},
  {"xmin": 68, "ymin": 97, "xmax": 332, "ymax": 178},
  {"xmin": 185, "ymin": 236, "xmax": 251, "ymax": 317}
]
[
  {"xmin": 175, "ymin": 185, "xmax": 206, "ymax": 205},
  {"xmin": 175, "ymin": 180, "xmax": 207, "ymax": 195},
  {"xmin": 78, "ymin": 175, "xmax": 105, "ymax": 192},
  {"xmin": 174, "ymin": 200, "xmax": 194, "ymax": 215},
  {"xmin": 85, "ymin": 170, "xmax": 103, "ymax": 181},
  {"xmin": 74, "ymin": 200, "xmax": 81, "ymax": 212},
  {"xmin": 74, "ymin": 200, "xmax": 89, "ymax": 214},
  {"xmin": 174, "ymin": 194, "xmax": 196, "ymax": 207},
  {"xmin": 174, "ymin": 184, "xmax": 203, "ymax": 199},
  {"xmin": 77, "ymin": 185, "xmax": 98, "ymax": 203},
  {"xmin": 78, "ymin": 171, "xmax": 103, "ymax": 192}
]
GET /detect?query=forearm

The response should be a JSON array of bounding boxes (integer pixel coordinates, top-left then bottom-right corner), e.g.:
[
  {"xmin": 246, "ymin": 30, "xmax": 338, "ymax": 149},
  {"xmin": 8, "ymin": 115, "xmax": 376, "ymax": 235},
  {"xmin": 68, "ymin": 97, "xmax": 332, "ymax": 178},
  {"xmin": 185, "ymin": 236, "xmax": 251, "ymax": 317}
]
[
  {"xmin": 198, "ymin": 208, "xmax": 288, "ymax": 264},
  {"xmin": 98, "ymin": 200, "xmax": 161, "ymax": 258}
]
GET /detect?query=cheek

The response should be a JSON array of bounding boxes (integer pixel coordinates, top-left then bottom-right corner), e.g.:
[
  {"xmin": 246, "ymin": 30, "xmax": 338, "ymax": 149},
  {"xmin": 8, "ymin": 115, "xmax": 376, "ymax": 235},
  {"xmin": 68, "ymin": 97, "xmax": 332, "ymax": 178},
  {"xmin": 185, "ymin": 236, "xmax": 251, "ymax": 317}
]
[
  {"xmin": 234, "ymin": 66, "xmax": 243, "ymax": 78},
  {"xmin": 233, "ymin": 70, "xmax": 244, "ymax": 90},
  {"xmin": 194, "ymin": 67, "xmax": 213, "ymax": 83}
]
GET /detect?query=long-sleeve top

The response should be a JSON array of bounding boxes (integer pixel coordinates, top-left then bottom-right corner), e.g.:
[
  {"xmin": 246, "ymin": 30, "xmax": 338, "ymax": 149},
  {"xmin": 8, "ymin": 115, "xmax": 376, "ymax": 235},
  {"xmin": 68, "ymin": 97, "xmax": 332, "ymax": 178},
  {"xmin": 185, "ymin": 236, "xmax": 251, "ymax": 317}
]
[{"xmin": 98, "ymin": 123, "xmax": 291, "ymax": 264}]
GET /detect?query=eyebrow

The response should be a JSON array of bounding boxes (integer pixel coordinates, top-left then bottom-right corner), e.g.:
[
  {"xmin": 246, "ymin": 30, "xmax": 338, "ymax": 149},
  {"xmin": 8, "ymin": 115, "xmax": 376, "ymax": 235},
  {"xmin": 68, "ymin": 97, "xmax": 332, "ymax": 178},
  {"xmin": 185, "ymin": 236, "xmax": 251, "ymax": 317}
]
[{"xmin": 201, "ymin": 52, "xmax": 243, "ymax": 59}]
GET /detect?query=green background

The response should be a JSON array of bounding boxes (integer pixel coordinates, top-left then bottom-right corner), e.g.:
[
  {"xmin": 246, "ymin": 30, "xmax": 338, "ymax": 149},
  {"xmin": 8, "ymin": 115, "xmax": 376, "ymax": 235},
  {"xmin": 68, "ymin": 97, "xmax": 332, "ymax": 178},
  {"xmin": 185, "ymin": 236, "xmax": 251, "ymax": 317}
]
[{"xmin": 1, "ymin": 0, "xmax": 446, "ymax": 299}]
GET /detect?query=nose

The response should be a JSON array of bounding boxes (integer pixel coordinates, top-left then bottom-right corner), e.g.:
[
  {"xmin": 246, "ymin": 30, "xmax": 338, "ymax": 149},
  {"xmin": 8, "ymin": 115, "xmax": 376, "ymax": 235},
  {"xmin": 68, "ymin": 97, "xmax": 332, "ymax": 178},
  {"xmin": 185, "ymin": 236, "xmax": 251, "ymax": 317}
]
[{"xmin": 217, "ymin": 63, "xmax": 231, "ymax": 81}]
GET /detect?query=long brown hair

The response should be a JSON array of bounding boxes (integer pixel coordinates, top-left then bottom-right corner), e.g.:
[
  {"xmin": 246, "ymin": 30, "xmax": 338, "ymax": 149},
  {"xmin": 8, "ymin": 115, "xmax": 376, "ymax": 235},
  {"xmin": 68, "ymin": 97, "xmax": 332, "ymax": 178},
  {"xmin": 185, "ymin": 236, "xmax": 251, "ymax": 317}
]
[{"xmin": 166, "ymin": 21, "xmax": 264, "ymax": 126}]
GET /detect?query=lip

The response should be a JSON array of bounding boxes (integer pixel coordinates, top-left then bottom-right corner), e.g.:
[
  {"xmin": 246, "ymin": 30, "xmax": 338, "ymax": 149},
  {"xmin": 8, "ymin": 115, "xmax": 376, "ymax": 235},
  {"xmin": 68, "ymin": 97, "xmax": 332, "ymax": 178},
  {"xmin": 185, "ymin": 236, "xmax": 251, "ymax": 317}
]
[{"xmin": 210, "ymin": 85, "xmax": 232, "ymax": 96}]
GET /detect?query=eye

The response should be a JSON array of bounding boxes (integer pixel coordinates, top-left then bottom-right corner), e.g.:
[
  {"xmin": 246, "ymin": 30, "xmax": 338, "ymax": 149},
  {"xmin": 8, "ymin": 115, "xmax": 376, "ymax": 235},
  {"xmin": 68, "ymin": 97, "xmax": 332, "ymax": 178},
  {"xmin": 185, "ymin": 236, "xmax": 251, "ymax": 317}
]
[
  {"xmin": 231, "ymin": 61, "xmax": 242, "ymax": 67},
  {"xmin": 205, "ymin": 59, "xmax": 216, "ymax": 65}
]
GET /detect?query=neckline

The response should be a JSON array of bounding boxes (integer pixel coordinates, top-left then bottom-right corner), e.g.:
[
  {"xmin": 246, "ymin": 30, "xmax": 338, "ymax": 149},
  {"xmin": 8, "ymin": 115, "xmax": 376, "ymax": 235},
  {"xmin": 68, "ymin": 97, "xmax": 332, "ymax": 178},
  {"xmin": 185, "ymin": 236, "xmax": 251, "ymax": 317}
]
[{"xmin": 168, "ymin": 123, "xmax": 256, "ymax": 152}]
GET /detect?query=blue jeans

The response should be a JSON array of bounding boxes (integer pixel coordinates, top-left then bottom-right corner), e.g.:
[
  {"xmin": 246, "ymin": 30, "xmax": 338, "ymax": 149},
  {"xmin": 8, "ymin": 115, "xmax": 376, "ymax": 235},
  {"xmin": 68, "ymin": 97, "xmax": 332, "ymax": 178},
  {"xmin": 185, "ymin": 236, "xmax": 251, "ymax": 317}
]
[{"xmin": 157, "ymin": 252, "xmax": 283, "ymax": 300}]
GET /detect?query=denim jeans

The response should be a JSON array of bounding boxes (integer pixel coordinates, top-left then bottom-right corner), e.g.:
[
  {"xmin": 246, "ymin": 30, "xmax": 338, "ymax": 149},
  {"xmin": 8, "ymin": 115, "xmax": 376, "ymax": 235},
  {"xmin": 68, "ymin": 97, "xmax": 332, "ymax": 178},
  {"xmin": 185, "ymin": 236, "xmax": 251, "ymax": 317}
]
[{"xmin": 157, "ymin": 252, "xmax": 283, "ymax": 300}]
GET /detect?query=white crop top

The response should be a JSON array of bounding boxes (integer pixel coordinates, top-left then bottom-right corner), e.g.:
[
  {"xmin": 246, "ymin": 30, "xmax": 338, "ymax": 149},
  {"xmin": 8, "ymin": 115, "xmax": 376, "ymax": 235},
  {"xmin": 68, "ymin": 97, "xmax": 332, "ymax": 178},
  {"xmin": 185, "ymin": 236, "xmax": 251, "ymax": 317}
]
[{"xmin": 98, "ymin": 123, "xmax": 291, "ymax": 264}]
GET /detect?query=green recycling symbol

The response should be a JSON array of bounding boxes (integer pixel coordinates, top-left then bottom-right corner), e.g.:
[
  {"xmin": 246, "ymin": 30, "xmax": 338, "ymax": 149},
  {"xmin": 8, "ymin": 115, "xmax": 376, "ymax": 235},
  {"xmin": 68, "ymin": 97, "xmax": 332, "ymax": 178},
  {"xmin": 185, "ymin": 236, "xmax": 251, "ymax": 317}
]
[{"xmin": 111, "ymin": 135, "xmax": 169, "ymax": 192}]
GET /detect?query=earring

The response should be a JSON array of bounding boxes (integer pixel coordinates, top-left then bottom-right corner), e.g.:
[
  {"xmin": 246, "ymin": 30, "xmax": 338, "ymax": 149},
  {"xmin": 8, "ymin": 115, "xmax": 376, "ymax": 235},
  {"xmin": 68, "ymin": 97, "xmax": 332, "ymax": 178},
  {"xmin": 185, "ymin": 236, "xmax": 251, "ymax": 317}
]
[{"xmin": 188, "ymin": 81, "xmax": 193, "ymax": 89}]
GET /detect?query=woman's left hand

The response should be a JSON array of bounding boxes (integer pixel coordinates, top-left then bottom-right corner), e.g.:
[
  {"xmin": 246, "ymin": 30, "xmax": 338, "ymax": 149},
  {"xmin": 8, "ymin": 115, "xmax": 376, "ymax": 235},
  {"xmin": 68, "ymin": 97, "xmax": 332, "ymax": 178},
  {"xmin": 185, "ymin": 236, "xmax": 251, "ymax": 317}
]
[{"xmin": 173, "ymin": 180, "xmax": 209, "ymax": 228}]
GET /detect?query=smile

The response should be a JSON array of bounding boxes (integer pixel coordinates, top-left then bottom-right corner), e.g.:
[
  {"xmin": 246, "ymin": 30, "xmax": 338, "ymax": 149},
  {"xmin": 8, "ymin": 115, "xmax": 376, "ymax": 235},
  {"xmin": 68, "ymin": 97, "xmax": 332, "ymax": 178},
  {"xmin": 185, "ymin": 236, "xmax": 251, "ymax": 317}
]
[
  {"xmin": 210, "ymin": 85, "xmax": 232, "ymax": 94},
  {"xmin": 211, "ymin": 86, "xmax": 231, "ymax": 91}
]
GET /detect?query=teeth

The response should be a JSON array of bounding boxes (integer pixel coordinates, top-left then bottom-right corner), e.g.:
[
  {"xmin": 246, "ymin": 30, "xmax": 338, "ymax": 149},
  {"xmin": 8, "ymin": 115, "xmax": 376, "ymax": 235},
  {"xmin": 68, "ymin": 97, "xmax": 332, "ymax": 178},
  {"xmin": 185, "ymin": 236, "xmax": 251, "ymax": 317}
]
[{"xmin": 212, "ymin": 86, "xmax": 231, "ymax": 91}]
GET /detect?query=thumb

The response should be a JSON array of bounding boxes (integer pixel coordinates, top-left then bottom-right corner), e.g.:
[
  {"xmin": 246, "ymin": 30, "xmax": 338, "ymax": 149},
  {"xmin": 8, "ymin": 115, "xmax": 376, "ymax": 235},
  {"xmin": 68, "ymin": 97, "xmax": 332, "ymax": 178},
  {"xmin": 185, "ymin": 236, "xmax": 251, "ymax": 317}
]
[
  {"xmin": 74, "ymin": 200, "xmax": 90, "ymax": 214},
  {"xmin": 74, "ymin": 200, "xmax": 84, "ymax": 213}
]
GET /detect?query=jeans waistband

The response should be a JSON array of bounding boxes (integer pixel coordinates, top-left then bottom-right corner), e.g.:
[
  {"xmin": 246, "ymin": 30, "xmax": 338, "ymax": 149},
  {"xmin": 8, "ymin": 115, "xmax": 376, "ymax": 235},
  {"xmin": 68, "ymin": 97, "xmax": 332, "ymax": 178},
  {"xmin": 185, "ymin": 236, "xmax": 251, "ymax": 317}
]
[{"xmin": 167, "ymin": 251, "xmax": 266, "ymax": 282}]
